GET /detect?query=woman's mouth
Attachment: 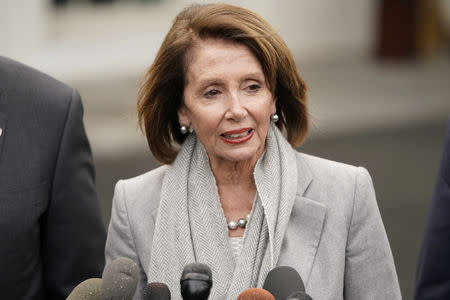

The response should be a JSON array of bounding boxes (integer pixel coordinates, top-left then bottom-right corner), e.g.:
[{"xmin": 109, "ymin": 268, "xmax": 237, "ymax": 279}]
[{"xmin": 220, "ymin": 128, "xmax": 254, "ymax": 144}]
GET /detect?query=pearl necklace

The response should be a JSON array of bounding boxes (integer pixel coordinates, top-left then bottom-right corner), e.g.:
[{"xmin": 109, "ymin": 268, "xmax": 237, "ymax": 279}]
[{"xmin": 227, "ymin": 214, "xmax": 250, "ymax": 230}]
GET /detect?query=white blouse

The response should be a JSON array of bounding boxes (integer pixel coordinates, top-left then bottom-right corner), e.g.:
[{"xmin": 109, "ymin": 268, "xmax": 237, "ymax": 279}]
[{"xmin": 228, "ymin": 236, "xmax": 244, "ymax": 258}]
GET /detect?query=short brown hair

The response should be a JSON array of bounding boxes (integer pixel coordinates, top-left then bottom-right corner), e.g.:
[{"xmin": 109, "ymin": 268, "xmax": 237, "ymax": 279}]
[{"xmin": 137, "ymin": 3, "xmax": 308, "ymax": 164}]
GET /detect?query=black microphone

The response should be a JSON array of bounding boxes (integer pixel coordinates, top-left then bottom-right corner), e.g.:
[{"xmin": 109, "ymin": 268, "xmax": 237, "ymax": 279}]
[
  {"xmin": 66, "ymin": 278, "xmax": 102, "ymax": 300},
  {"xmin": 286, "ymin": 291, "xmax": 313, "ymax": 300},
  {"xmin": 101, "ymin": 257, "xmax": 139, "ymax": 300},
  {"xmin": 180, "ymin": 263, "xmax": 212, "ymax": 300},
  {"xmin": 263, "ymin": 266, "xmax": 312, "ymax": 300},
  {"xmin": 142, "ymin": 282, "xmax": 171, "ymax": 300}
]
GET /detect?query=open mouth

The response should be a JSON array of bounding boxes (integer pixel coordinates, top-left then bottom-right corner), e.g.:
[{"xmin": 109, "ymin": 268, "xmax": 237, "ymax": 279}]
[{"xmin": 220, "ymin": 128, "xmax": 254, "ymax": 144}]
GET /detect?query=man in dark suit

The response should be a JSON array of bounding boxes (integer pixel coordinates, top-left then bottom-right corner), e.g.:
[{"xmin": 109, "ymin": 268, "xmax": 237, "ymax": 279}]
[
  {"xmin": 0, "ymin": 56, "xmax": 106, "ymax": 299},
  {"xmin": 415, "ymin": 117, "xmax": 450, "ymax": 299}
]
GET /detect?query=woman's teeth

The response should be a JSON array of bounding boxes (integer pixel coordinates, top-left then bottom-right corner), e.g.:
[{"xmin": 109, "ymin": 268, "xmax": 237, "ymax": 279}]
[{"xmin": 223, "ymin": 130, "xmax": 251, "ymax": 138}]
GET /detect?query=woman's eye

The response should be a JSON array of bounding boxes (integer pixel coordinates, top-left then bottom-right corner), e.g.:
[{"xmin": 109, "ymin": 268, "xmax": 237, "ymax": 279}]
[
  {"xmin": 247, "ymin": 84, "xmax": 261, "ymax": 92},
  {"xmin": 204, "ymin": 89, "xmax": 220, "ymax": 98}
]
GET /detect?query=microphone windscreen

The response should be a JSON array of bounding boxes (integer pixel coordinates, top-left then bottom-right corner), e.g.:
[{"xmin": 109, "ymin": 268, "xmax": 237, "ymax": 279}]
[
  {"xmin": 66, "ymin": 278, "xmax": 102, "ymax": 300},
  {"xmin": 142, "ymin": 282, "xmax": 171, "ymax": 300},
  {"xmin": 180, "ymin": 263, "xmax": 212, "ymax": 300},
  {"xmin": 102, "ymin": 257, "xmax": 139, "ymax": 300},
  {"xmin": 237, "ymin": 288, "xmax": 275, "ymax": 300},
  {"xmin": 286, "ymin": 291, "xmax": 313, "ymax": 300},
  {"xmin": 180, "ymin": 263, "xmax": 212, "ymax": 281},
  {"xmin": 262, "ymin": 266, "xmax": 305, "ymax": 300}
]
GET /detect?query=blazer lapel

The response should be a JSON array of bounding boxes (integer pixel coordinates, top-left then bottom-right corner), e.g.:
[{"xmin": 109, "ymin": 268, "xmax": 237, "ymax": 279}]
[
  {"xmin": 0, "ymin": 112, "xmax": 6, "ymax": 163},
  {"xmin": 277, "ymin": 153, "xmax": 326, "ymax": 286},
  {"xmin": 151, "ymin": 209, "xmax": 158, "ymax": 228}
]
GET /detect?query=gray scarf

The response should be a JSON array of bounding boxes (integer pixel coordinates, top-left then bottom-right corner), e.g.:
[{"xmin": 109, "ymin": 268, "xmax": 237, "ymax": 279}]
[{"xmin": 147, "ymin": 123, "xmax": 298, "ymax": 299}]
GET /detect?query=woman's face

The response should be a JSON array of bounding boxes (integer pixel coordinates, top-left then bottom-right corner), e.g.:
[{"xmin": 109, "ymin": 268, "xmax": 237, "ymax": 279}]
[{"xmin": 178, "ymin": 38, "xmax": 276, "ymax": 166}]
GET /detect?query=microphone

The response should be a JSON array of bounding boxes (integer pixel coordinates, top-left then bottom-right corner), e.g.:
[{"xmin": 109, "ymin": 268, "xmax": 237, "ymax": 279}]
[
  {"xmin": 101, "ymin": 257, "xmax": 139, "ymax": 300},
  {"xmin": 286, "ymin": 291, "xmax": 313, "ymax": 300},
  {"xmin": 263, "ymin": 266, "xmax": 312, "ymax": 300},
  {"xmin": 180, "ymin": 263, "xmax": 212, "ymax": 300},
  {"xmin": 66, "ymin": 278, "xmax": 102, "ymax": 300},
  {"xmin": 142, "ymin": 282, "xmax": 171, "ymax": 300},
  {"xmin": 237, "ymin": 288, "xmax": 275, "ymax": 300}
]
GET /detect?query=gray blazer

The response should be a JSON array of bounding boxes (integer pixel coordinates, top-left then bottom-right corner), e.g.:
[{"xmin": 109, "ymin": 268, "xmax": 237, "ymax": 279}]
[{"xmin": 105, "ymin": 151, "xmax": 402, "ymax": 299}]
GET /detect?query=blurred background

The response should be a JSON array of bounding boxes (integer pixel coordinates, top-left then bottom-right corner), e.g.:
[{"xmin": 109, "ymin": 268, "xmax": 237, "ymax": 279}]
[{"xmin": 1, "ymin": 0, "xmax": 450, "ymax": 298}]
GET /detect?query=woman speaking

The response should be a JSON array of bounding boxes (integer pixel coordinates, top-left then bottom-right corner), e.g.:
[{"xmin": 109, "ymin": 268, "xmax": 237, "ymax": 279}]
[{"xmin": 105, "ymin": 3, "xmax": 401, "ymax": 299}]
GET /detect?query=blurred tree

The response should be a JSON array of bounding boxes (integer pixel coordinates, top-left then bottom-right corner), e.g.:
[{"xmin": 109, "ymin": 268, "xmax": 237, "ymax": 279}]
[{"xmin": 53, "ymin": 0, "xmax": 69, "ymax": 6}]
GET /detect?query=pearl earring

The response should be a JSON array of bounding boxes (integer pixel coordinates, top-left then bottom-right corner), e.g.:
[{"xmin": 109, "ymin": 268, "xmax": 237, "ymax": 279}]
[
  {"xmin": 180, "ymin": 125, "xmax": 189, "ymax": 134},
  {"xmin": 270, "ymin": 113, "xmax": 279, "ymax": 123}
]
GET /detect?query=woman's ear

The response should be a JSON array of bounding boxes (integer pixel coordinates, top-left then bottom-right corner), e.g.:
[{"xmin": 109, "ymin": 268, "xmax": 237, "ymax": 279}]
[{"xmin": 177, "ymin": 105, "xmax": 191, "ymax": 126}]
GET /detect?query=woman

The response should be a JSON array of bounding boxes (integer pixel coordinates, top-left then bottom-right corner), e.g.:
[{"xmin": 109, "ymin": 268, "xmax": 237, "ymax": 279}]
[{"xmin": 105, "ymin": 3, "xmax": 401, "ymax": 299}]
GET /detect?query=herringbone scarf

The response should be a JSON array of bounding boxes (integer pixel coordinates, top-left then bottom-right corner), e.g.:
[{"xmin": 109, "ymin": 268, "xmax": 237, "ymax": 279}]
[{"xmin": 147, "ymin": 123, "xmax": 298, "ymax": 299}]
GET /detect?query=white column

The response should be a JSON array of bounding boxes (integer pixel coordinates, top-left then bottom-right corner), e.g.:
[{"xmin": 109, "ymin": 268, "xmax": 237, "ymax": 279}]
[{"xmin": 0, "ymin": 0, "xmax": 49, "ymax": 60}]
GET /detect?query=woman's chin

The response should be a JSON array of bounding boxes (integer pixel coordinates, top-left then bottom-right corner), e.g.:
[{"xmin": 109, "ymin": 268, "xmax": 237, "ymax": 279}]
[{"xmin": 214, "ymin": 147, "xmax": 264, "ymax": 165}]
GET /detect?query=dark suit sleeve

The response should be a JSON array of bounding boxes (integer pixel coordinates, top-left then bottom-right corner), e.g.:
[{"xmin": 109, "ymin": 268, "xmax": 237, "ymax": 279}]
[
  {"xmin": 40, "ymin": 89, "xmax": 106, "ymax": 299},
  {"xmin": 415, "ymin": 118, "xmax": 450, "ymax": 300}
]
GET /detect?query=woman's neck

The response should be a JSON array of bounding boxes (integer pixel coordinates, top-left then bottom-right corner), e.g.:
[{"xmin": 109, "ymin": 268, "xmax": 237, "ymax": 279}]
[
  {"xmin": 209, "ymin": 157, "xmax": 258, "ymax": 237},
  {"xmin": 209, "ymin": 157, "xmax": 256, "ymax": 187}
]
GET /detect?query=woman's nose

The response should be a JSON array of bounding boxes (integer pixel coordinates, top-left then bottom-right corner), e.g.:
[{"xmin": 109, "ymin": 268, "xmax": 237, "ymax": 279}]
[{"xmin": 224, "ymin": 93, "xmax": 247, "ymax": 121}]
